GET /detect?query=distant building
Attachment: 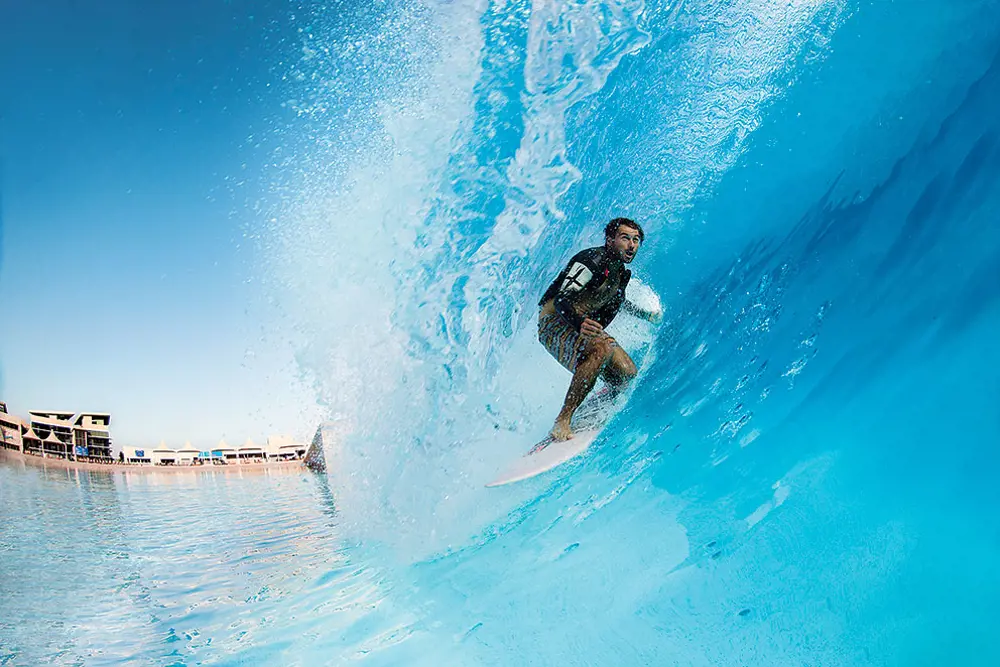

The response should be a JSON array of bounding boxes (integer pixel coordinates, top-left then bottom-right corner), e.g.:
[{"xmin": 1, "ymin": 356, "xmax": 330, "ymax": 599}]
[
  {"xmin": 122, "ymin": 446, "xmax": 152, "ymax": 464},
  {"xmin": 151, "ymin": 443, "xmax": 177, "ymax": 466},
  {"xmin": 21, "ymin": 427, "xmax": 42, "ymax": 455},
  {"xmin": 26, "ymin": 411, "xmax": 113, "ymax": 462},
  {"xmin": 2, "ymin": 399, "xmax": 309, "ymax": 470},
  {"xmin": 0, "ymin": 404, "xmax": 24, "ymax": 453},
  {"xmin": 73, "ymin": 413, "xmax": 113, "ymax": 461},
  {"xmin": 235, "ymin": 438, "xmax": 263, "ymax": 463},
  {"xmin": 176, "ymin": 443, "xmax": 200, "ymax": 465},
  {"xmin": 266, "ymin": 435, "xmax": 308, "ymax": 461},
  {"xmin": 25, "ymin": 411, "xmax": 74, "ymax": 459},
  {"xmin": 117, "ymin": 436, "xmax": 308, "ymax": 466},
  {"xmin": 213, "ymin": 439, "xmax": 238, "ymax": 464}
]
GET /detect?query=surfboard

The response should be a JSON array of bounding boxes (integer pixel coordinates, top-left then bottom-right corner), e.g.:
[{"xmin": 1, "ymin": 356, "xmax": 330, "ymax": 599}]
[
  {"xmin": 485, "ymin": 391, "xmax": 617, "ymax": 488},
  {"xmin": 486, "ymin": 279, "xmax": 663, "ymax": 488},
  {"xmin": 485, "ymin": 429, "xmax": 601, "ymax": 487}
]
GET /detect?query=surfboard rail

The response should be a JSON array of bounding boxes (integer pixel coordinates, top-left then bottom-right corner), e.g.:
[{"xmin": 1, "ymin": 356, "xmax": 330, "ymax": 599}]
[{"xmin": 485, "ymin": 428, "xmax": 601, "ymax": 487}]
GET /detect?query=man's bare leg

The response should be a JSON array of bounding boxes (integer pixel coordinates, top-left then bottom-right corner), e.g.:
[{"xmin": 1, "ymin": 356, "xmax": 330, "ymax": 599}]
[
  {"xmin": 600, "ymin": 346, "xmax": 638, "ymax": 399},
  {"xmin": 551, "ymin": 337, "xmax": 615, "ymax": 440}
]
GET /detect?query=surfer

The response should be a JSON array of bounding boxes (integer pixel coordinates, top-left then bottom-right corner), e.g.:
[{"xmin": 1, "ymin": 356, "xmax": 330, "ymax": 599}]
[{"xmin": 538, "ymin": 217, "xmax": 662, "ymax": 441}]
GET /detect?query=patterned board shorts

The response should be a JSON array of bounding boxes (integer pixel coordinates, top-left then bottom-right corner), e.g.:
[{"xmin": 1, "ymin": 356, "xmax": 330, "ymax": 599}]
[{"xmin": 538, "ymin": 314, "xmax": 616, "ymax": 372}]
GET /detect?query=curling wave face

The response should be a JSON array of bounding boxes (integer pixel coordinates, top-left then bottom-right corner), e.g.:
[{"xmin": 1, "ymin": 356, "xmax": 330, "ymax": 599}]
[{"xmin": 259, "ymin": 0, "xmax": 1000, "ymax": 663}]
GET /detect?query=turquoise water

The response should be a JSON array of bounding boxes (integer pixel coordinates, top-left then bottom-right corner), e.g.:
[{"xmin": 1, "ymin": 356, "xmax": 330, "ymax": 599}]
[
  {"xmin": 5, "ymin": 0, "xmax": 1000, "ymax": 664},
  {"xmin": 0, "ymin": 463, "xmax": 412, "ymax": 665}
]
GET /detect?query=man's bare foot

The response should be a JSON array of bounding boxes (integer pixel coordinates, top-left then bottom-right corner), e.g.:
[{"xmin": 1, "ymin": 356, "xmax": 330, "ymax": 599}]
[{"xmin": 550, "ymin": 419, "xmax": 574, "ymax": 441}]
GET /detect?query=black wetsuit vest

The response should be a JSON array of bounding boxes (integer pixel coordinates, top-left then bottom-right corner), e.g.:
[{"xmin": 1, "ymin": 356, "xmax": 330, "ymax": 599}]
[{"xmin": 539, "ymin": 246, "xmax": 631, "ymax": 331}]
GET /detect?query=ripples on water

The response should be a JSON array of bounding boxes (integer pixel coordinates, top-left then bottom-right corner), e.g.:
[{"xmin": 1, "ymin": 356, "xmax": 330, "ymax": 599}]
[{"xmin": 0, "ymin": 462, "xmax": 417, "ymax": 666}]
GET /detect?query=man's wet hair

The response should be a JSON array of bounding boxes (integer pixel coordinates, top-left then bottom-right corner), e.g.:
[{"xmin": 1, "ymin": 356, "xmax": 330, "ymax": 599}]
[{"xmin": 605, "ymin": 217, "xmax": 644, "ymax": 245}]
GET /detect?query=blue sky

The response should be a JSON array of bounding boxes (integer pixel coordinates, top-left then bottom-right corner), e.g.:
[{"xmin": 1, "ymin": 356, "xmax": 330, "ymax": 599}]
[{"xmin": 0, "ymin": 0, "xmax": 320, "ymax": 447}]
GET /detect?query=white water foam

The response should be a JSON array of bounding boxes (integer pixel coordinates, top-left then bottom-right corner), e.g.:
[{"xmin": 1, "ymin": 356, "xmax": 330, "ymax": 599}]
[{"xmin": 259, "ymin": 0, "xmax": 848, "ymax": 556}]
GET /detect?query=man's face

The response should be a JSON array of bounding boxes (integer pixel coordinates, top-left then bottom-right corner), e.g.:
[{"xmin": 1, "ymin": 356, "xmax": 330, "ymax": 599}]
[{"xmin": 609, "ymin": 225, "xmax": 641, "ymax": 263}]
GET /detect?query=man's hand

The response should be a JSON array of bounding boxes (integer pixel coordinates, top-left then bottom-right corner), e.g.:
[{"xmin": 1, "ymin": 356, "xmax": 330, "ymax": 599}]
[{"xmin": 580, "ymin": 318, "xmax": 605, "ymax": 339}]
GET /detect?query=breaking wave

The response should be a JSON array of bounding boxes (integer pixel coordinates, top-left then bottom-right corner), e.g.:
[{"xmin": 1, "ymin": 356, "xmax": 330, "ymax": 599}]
[{"xmin": 259, "ymin": 0, "xmax": 1000, "ymax": 662}]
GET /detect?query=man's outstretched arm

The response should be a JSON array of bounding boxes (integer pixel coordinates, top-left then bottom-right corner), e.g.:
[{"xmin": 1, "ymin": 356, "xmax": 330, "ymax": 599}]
[{"xmin": 622, "ymin": 297, "xmax": 664, "ymax": 324}]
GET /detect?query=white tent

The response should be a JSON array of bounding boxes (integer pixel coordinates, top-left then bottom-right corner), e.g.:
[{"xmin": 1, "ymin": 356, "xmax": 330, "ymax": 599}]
[
  {"xmin": 151, "ymin": 448, "xmax": 177, "ymax": 465},
  {"xmin": 238, "ymin": 438, "xmax": 265, "ymax": 462},
  {"xmin": 214, "ymin": 439, "xmax": 237, "ymax": 463},
  {"xmin": 42, "ymin": 431, "xmax": 68, "ymax": 458},
  {"xmin": 176, "ymin": 442, "xmax": 200, "ymax": 465}
]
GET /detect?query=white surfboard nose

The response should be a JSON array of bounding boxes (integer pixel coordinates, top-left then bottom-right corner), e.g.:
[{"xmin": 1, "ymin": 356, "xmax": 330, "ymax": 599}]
[{"xmin": 485, "ymin": 429, "xmax": 601, "ymax": 487}]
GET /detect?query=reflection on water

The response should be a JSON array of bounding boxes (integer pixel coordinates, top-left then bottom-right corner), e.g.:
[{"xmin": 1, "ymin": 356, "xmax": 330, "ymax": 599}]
[{"xmin": 0, "ymin": 462, "xmax": 415, "ymax": 666}]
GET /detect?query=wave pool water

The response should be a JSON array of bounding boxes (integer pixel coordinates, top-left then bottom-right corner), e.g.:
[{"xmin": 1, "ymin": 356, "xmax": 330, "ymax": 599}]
[{"xmin": 4, "ymin": 0, "xmax": 1000, "ymax": 664}]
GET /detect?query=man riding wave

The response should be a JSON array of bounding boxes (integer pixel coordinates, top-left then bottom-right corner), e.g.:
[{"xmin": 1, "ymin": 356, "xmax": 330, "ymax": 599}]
[{"xmin": 537, "ymin": 217, "xmax": 662, "ymax": 440}]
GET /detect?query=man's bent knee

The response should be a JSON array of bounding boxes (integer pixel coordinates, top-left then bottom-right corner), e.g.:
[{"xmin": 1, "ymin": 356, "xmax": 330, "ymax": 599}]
[
  {"xmin": 584, "ymin": 337, "xmax": 615, "ymax": 363},
  {"xmin": 611, "ymin": 348, "xmax": 637, "ymax": 380}
]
